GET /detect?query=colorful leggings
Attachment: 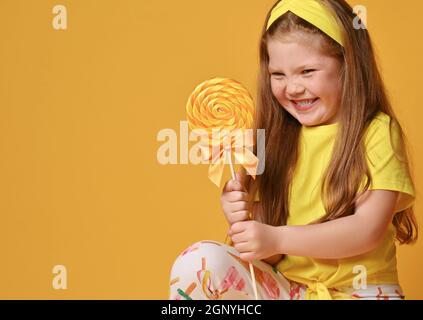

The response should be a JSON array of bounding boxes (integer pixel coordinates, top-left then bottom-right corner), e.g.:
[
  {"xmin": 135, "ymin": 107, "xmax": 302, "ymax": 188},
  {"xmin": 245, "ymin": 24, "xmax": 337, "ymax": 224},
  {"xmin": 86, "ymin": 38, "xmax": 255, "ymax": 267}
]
[{"xmin": 168, "ymin": 240, "xmax": 405, "ymax": 300}]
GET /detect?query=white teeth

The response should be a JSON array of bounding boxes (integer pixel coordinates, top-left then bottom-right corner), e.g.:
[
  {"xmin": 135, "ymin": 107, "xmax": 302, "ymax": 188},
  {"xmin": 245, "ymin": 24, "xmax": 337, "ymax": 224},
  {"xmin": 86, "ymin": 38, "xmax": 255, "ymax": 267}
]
[{"xmin": 296, "ymin": 99, "xmax": 316, "ymax": 106}]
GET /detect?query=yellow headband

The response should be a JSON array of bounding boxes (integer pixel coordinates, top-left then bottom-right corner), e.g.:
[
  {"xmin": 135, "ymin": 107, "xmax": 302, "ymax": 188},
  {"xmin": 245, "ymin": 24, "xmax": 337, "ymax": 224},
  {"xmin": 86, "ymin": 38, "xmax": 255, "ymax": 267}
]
[{"xmin": 266, "ymin": 0, "xmax": 344, "ymax": 47}]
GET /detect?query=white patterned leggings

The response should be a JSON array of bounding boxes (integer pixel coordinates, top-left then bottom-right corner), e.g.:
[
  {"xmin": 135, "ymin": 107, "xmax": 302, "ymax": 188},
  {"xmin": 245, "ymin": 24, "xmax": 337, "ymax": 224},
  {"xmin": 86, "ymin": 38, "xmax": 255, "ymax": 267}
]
[{"xmin": 169, "ymin": 240, "xmax": 405, "ymax": 300}]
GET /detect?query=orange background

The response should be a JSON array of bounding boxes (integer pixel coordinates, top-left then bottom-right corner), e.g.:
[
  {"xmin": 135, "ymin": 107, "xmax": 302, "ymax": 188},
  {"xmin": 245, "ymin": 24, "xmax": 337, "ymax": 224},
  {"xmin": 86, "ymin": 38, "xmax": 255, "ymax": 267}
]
[{"xmin": 0, "ymin": 0, "xmax": 421, "ymax": 299}]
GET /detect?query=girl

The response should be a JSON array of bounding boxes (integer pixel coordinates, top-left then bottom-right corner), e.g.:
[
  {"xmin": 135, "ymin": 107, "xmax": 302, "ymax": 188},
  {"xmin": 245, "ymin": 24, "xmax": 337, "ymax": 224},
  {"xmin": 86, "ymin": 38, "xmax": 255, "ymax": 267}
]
[{"xmin": 169, "ymin": 0, "xmax": 417, "ymax": 300}]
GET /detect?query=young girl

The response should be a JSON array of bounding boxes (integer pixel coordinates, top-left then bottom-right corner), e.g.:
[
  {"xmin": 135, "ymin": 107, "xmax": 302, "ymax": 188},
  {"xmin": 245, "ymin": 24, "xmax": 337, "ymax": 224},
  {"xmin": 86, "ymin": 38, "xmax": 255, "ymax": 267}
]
[{"xmin": 169, "ymin": 0, "xmax": 418, "ymax": 300}]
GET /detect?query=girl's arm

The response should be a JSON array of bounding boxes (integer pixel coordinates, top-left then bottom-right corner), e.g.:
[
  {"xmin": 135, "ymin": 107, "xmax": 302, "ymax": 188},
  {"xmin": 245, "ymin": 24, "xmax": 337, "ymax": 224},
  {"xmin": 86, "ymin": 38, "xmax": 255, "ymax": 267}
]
[
  {"xmin": 252, "ymin": 201, "xmax": 284, "ymax": 265},
  {"xmin": 274, "ymin": 190, "xmax": 399, "ymax": 259}
]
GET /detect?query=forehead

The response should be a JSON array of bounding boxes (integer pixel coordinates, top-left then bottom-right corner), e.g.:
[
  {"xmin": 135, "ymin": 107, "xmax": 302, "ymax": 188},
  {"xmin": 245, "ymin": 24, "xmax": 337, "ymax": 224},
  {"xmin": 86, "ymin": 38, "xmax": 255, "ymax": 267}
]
[{"xmin": 267, "ymin": 34, "xmax": 333, "ymax": 70}]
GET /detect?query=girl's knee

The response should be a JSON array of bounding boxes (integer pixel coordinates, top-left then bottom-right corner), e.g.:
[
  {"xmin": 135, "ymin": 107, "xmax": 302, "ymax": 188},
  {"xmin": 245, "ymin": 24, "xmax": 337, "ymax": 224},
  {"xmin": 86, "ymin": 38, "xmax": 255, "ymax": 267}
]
[
  {"xmin": 195, "ymin": 240, "xmax": 235, "ymax": 260},
  {"xmin": 171, "ymin": 240, "xmax": 236, "ymax": 274}
]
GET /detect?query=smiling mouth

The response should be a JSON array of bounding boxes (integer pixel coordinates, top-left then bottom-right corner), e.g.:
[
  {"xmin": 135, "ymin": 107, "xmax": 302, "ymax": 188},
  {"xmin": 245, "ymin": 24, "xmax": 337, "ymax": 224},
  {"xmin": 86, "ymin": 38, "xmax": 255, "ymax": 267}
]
[{"xmin": 291, "ymin": 98, "xmax": 319, "ymax": 111}]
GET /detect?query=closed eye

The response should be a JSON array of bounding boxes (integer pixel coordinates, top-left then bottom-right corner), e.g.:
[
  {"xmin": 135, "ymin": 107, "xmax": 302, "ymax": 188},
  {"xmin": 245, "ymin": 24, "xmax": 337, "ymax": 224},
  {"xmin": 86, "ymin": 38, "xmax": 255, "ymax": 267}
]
[{"xmin": 302, "ymin": 69, "xmax": 316, "ymax": 75}]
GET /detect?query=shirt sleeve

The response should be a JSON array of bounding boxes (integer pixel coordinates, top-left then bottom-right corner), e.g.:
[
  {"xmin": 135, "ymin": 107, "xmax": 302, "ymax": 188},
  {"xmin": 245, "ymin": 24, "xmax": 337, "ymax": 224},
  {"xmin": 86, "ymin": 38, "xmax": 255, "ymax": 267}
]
[{"xmin": 363, "ymin": 114, "xmax": 415, "ymax": 212}]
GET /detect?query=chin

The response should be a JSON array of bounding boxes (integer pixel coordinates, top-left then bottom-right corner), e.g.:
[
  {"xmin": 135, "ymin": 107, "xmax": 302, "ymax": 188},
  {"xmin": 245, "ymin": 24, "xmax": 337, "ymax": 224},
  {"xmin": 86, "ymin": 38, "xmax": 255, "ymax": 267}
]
[
  {"xmin": 292, "ymin": 114, "xmax": 317, "ymax": 127},
  {"xmin": 293, "ymin": 110, "xmax": 335, "ymax": 127}
]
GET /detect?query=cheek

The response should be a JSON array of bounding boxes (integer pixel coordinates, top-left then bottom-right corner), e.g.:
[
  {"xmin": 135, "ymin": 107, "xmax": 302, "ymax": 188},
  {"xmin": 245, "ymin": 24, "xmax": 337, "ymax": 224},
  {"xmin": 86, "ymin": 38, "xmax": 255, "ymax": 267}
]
[
  {"xmin": 314, "ymin": 73, "xmax": 342, "ymax": 99},
  {"xmin": 270, "ymin": 80, "xmax": 284, "ymax": 101},
  {"xmin": 270, "ymin": 83, "xmax": 291, "ymax": 111},
  {"xmin": 321, "ymin": 80, "xmax": 339, "ymax": 94},
  {"xmin": 306, "ymin": 79, "xmax": 330, "ymax": 101}
]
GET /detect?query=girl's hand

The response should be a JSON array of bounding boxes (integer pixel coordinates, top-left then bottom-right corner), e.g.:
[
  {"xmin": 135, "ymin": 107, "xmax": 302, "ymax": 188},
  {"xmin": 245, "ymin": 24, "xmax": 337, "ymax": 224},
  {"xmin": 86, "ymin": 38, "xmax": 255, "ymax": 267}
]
[
  {"xmin": 220, "ymin": 170, "xmax": 251, "ymax": 226},
  {"xmin": 227, "ymin": 220, "xmax": 281, "ymax": 262}
]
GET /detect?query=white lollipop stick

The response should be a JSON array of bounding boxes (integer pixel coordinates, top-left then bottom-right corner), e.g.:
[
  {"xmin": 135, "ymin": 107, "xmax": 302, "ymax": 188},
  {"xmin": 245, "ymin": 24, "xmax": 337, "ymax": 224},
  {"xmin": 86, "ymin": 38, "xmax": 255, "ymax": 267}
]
[{"xmin": 225, "ymin": 147, "xmax": 259, "ymax": 301}]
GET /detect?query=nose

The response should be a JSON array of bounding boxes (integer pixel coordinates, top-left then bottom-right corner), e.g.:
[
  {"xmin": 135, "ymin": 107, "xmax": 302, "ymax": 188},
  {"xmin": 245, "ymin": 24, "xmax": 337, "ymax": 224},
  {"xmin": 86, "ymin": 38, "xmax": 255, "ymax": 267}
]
[{"xmin": 286, "ymin": 80, "xmax": 305, "ymax": 96}]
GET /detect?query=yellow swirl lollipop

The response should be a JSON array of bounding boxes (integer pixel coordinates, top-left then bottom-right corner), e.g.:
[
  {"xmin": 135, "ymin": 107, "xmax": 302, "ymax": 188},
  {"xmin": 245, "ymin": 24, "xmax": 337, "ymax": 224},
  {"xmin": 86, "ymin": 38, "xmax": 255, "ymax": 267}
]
[
  {"xmin": 186, "ymin": 78, "xmax": 258, "ymax": 187},
  {"xmin": 186, "ymin": 78, "xmax": 255, "ymax": 132},
  {"xmin": 186, "ymin": 77, "xmax": 260, "ymax": 300}
]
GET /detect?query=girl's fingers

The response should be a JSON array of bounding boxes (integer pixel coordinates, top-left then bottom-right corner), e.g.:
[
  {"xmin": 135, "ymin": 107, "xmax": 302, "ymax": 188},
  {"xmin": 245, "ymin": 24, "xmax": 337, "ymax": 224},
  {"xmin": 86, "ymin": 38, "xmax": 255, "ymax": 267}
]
[
  {"xmin": 229, "ymin": 220, "xmax": 247, "ymax": 235},
  {"xmin": 231, "ymin": 210, "xmax": 250, "ymax": 222},
  {"xmin": 229, "ymin": 201, "xmax": 249, "ymax": 212},
  {"xmin": 226, "ymin": 191, "xmax": 249, "ymax": 203},
  {"xmin": 230, "ymin": 230, "xmax": 247, "ymax": 243},
  {"xmin": 223, "ymin": 178, "xmax": 247, "ymax": 193},
  {"xmin": 233, "ymin": 241, "xmax": 250, "ymax": 253}
]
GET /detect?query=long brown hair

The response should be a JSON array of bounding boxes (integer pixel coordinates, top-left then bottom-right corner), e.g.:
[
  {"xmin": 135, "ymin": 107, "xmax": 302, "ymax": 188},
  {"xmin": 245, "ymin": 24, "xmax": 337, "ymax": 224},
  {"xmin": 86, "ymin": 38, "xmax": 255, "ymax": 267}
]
[{"xmin": 246, "ymin": 0, "xmax": 418, "ymax": 244}]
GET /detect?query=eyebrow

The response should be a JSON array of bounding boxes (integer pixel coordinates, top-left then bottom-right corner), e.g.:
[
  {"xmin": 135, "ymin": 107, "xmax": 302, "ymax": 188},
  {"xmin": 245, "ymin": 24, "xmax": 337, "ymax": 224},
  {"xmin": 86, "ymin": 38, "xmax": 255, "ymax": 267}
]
[{"xmin": 268, "ymin": 64, "xmax": 321, "ymax": 73}]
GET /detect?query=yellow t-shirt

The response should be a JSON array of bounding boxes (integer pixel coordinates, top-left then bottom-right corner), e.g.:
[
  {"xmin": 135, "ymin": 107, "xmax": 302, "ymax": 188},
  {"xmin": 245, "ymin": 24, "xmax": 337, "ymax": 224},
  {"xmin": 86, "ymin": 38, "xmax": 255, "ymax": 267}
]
[{"xmin": 256, "ymin": 111, "xmax": 415, "ymax": 299}]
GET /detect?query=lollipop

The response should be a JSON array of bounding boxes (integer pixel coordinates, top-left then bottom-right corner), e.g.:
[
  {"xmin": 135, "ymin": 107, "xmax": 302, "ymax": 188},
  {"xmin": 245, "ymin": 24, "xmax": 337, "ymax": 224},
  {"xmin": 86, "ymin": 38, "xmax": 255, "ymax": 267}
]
[
  {"xmin": 186, "ymin": 78, "xmax": 259, "ymax": 187},
  {"xmin": 186, "ymin": 77, "xmax": 260, "ymax": 300}
]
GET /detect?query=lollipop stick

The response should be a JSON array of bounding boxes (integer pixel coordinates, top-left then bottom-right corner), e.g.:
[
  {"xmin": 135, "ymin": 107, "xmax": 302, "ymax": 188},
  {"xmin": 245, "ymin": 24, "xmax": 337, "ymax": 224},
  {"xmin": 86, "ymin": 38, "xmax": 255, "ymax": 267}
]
[
  {"xmin": 225, "ymin": 147, "xmax": 259, "ymax": 301},
  {"xmin": 226, "ymin": 147, "xmax": 236, "ymax": 181}
]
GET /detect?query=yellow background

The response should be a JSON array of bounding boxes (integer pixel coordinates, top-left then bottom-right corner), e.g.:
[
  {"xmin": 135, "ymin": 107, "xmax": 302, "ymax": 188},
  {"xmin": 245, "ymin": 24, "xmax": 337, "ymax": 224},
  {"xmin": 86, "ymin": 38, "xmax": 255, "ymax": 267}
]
[{"xmin": 0, "ymin": 0, "xmax": 421, "ymax": 299}]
